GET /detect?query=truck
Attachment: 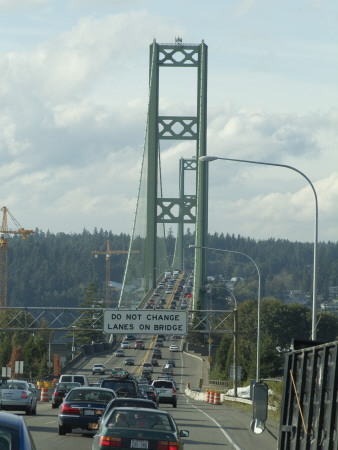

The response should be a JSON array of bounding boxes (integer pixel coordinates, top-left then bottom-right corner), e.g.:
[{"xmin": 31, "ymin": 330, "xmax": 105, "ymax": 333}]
[{"xmin": 277, "ymin": 339, "xmax": 337, "ymax": 449}]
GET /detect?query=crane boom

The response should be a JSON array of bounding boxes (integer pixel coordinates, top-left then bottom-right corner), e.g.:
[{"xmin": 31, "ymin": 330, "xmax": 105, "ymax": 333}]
[
  {"xmin": 91, "ymin": 240, "xmax": 139, "ymax": 308},
  {"xmin": 0, "ymin": 206, "xmax": 34, "ymax": 306}
]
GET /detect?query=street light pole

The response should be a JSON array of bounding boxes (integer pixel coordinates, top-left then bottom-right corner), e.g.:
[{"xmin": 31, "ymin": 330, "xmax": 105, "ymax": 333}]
[
  {"xmin": 190, "ymin": 244, "xmax": 261, "ymax": 382},
  {"xmin": 200, "ymin": 155, "xmax": 318, "ymax": 341}
]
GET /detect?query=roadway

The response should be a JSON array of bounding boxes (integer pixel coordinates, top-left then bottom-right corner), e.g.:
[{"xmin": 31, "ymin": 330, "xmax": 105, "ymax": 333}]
[{"xmin": 24, "ymin": 334, "xmax": 279, "ymax": 449}]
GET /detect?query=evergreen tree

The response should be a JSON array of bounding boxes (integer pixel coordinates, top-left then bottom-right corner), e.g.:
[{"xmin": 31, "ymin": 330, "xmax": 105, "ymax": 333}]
[{"xmin": 68, "ymin": 282, "xmax": 104, "ymax": 346}]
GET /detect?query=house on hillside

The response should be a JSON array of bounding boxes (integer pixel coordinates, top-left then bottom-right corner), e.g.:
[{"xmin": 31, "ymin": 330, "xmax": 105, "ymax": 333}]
[
  {"xmin": 285, "ymin": 290, "xmax": 309, "ymax": 306},
  {"xmin": 226, "ymin": 277, "xmax": 244, "ymax": 291}
]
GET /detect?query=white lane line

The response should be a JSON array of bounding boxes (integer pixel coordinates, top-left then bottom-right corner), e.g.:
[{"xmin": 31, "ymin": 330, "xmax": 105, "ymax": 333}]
[{"xmin": 185, "ymin": 396, "xmax": 243, "ymax": 450}]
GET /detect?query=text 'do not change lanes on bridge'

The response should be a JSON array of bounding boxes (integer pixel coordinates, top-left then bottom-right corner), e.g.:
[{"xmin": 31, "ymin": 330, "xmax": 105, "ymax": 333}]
[{"xmin": 103, "ymin": 310, "xmax": 187, "ymax": 334}]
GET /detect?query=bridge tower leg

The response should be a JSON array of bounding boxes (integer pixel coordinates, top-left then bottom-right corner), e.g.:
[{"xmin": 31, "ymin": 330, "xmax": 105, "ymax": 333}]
[{"xmin": 146, "ymin": 38, "xmax": 208, "ymax": 309}]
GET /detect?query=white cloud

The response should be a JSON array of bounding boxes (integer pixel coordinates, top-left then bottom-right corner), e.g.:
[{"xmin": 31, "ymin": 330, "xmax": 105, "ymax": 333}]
[{"xmin": 0, "ymin": 4, "xmax": 336, "ymax": 241}]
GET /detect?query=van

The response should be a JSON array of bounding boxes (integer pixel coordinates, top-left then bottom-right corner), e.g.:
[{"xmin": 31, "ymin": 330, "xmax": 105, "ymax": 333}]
[{"xmin": 58, "ymin": 374, "xmax": 89, "ymax": 386}]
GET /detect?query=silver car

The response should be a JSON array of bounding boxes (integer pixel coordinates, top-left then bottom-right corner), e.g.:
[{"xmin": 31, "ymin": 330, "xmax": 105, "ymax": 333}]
[{"xmin": 0, "ymin": 380, "xmax": 37, "ymax": 415}]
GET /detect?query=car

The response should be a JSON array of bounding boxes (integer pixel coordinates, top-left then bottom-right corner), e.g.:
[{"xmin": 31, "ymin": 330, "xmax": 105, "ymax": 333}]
[
  {"xmin": 151, "ymin": 358, "xmax": 159, "ymax": 367},
  {"xmin": 125, "ymin": 334, "xmax": 136, "ymax": 341},
  {"xmin": 155, "ymin": 338, "xmax": 164, "ymax": 347},
  {"xmin": 162, "ymin": 363, "xmax": 174, "ymax": 375},
  {"xmin": 0, "ymin": 410, "xmax": 37, "ymax": 449},
  {"xmin": 169, "ymin": 344, "xmax": 179, "ymax": 352},
  {"xmin": 92, "ymin": 407, "xmax": 189, "ymax": 450},
  {"xmin": 165, "ymin": 289, "xmax": 172, "ymax": 294},
  {"xmin": 58, "ymin": 374, "xmax": 89, "ymax": 386},
  {"xmin": 51, "ymin": 382, "xmax": 81, "ymax": 408},
  {"xmin": 97, "ymin": 397, "xmax": 158, "ymax": 430},
  {"xmin": 152, "ymin": 349, "xmax": 162, "ymax": 359},
  {"xmin": 0, "ymin": 380, "xmax": 37, "ymax": 415},
  {"xmin": 166, "ymin": 359, "xmax": 176, "ymax": 367},
  {"xmin": 142, "ymin": 362, "xmax": 153, "ymax": 373},
  {"xmin": 134, "ymin": 339, "xmax": 145, "ymax": 349},
  {"xmin": 114, "ymin": 349, "xmax": 125, "ymax": 357},
  {"xmin": 100, "ymin": 371, "xmax": 142, "ymax": 398},
  {"xmin": 152, "ymin": 379, "xmax": 178, "ymax": 407},
  {"xmin": 120, "ymin": 340, "xmax": 130, "ymax": 349},
  {"xmin": 124, "ymin": 357, "xmax": 135, "ymax": 366},
  {"xmin": 58, "ymin": 387, "xmax": 115, "ymax": 435},
  {"xmin": 92, "ymin": 363, "xmax": 105, "ymax": 375},
  {"xmin": 139, "ymin": 384, "xmax": 159, "ymax": 406}
]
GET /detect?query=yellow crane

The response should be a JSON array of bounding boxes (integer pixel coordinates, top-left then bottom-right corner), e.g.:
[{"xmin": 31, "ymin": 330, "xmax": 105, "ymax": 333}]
[
  {"xmin": 0, "ymin": 206, "xmax": 34, "ymax": 307},
  {"xmin": 91, "ymin": 240, "xmax": 138, "ymax": 308}
]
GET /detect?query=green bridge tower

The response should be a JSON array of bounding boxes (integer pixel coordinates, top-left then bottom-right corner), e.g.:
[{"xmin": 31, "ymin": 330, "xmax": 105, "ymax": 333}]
[{"xmin": 146, "ymin": 38, "xmax": 209, "ymax": 310}]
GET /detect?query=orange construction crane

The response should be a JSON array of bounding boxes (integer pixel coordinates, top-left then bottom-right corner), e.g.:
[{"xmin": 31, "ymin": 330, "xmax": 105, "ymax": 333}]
[
  {"xmin": 0, "ymin": 206, "xmax": 34, "ymax": 307},
  {"xmin": 91, "ymin": 240, "xmax": 138, "ymax": 308}
]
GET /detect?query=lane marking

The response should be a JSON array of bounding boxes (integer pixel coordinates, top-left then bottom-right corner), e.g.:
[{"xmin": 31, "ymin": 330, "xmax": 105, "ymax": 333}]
[{"xmin": 184, "ymin": 396, "xmax": 243, "ymax": 450}]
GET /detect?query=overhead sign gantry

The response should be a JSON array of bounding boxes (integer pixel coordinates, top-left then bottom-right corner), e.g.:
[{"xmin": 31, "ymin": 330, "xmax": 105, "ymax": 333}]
[{"xmin": 103, "ymin": 309, "xmax": 187, "ymax": 335}]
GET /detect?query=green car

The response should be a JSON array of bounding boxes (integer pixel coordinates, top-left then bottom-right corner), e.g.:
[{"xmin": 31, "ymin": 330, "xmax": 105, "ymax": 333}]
[{"xmin": 92, "ymin": 407, "xmax": 189, "ymax": 450}]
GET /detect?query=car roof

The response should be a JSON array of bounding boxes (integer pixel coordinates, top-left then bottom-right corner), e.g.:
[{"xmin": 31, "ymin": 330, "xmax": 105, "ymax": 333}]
[
  {"xmin": 0, "ymin": 410, "xmax": 25, "ymax": 426},
  {"xmin": 112, "ymin": 406, "xmax": 167, "ymax": 415},
  {"xmin": 68, "ymin": 386, "xmax": 114, "ymax": 392}
]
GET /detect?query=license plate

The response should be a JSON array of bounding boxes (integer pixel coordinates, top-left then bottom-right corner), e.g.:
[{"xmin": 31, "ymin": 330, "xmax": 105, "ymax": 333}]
[
  {"xmin": 131, "ymin": 440, "xmax": 148, "ymax": 449},
  {"xmin": 84, "ymin": 409, "xmax": 95, "ymax": 416}
]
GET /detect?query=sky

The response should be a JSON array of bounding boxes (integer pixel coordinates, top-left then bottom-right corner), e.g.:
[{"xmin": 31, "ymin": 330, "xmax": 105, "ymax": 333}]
[{"xmin": 0, "ymin": 0, "xmax": 337, "ymax": 243}]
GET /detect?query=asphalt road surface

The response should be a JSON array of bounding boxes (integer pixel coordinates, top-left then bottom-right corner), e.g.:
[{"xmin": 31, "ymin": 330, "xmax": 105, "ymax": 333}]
[{"xmin": 22, "ymin": 335, "xmax": 279, "ymax": 449}]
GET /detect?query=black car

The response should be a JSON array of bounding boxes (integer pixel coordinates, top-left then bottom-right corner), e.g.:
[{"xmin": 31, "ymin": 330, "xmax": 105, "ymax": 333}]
[
  {"xmin": 166, "ymin": 359, "xmax": 176, "ymax": 368},
  {"xmin": 152, "ymin": 349, "xmax": 162, "ymax": 359},
  {"xmin": 139, "ymin": 384, "xmax": 159, "ymax": 406},
  {"xmin": 100, "ymin": 371, "xmax": 142, "ymax": 398},
  {"xmin": 98, "ymin": 397, "xmax": 158, "ymax": 429},
  {"xmin": 52, "ymin": 382, "xmax": 81, "ymax": 408},
  {"xmin": 155, "ymin": 338, "xmax": 164, "ymax": 348},
  {"xmin": 58, "ymin": 387, "xmax": 115, "ymax": 435}
]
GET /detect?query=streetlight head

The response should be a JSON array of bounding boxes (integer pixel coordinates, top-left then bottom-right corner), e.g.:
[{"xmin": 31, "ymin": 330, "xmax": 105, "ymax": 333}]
[
  {"xmin": 188, "ymin": 245, "xmax": 196, "ymax": 249},
  {"xmin": 199, "ymin": 156, "xmax": 218, "ymax": 162}
]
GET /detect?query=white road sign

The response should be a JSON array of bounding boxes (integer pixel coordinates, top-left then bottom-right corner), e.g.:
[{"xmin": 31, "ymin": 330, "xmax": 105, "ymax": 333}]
[{"xmin": 104, "ymin": 310, "xmax": 187, "ymax": 335}]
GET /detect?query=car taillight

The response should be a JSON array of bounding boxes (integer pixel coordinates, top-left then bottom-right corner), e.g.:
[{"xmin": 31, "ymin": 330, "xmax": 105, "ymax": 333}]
[
  {"xmin": 99, "ymin": 436, "xmax": 122, "ymax": 447},
  {"xmin": 21, "ymin": 392, "xmax": 28, "ymax": 399},
  {"xmin": 60, "ymin": 403, "xmax": 80, "ymax": 415},
  {"xmin": 172, "ymin": 388, "xmax": 176, "ymax": 394},
  {"xmin": 157, "ymin": 441, "xmax": 179, "ymax": 450}
]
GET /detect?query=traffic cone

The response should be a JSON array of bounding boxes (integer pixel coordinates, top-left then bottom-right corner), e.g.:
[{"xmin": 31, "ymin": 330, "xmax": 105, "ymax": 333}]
[
  {"xmin": 213, "ymin": 390, "xmax": 221, "ymax": 405},
  {"xmin": 41, "ymin": 387, "xmax": 49, "ymax": 402}
]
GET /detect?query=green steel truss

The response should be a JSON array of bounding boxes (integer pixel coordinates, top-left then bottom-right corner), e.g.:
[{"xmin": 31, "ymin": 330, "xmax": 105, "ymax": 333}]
[{"xmin": 147, "ymin": 39, "xmax": 208, "ymax": 309}]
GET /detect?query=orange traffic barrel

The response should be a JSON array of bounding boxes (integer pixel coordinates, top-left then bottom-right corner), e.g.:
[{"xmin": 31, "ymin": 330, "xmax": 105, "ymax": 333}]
[
  {"xmin": 41, "ymin": 387, "xmax": 49, "ymax": 402},
  {"xmin": 213, "ymin": 390, "xmax": 221, "ymax": 405},
  {"xmin": 206, "ymin": 389, "xmax": 210, "ymax": 403},
  {"xmin": 209, "ymin": 390, "xmax": 214, "ymax": 403}
]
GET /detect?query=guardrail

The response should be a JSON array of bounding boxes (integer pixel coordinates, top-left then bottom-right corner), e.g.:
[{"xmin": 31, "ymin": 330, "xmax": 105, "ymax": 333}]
[{"xmin": 209, "ymin": 379, "xmax": 231, "ymax": 388}]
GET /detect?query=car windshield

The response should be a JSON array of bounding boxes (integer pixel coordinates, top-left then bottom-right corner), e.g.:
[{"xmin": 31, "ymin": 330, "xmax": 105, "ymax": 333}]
[
  {"xmin": 102, "ymin": 380, "xmax": 137, "ymax": 396},
  {"xmin": 57, "ymin": 383, "xmax": 79, "ymax": 390},
  {"xmin": 107, "ymin": 410, "xmax": 174, "ymax": 431},
  {"xmin": 153, "ymin": 381, "xmax": 172, "ymax": 389},
  {"xmin": 1, "ymin": 383, "xmax": 26, "ymax": 390},
  {"xmin": 66, "ymin": 389, "xmax": 114, "ymax": 403}
]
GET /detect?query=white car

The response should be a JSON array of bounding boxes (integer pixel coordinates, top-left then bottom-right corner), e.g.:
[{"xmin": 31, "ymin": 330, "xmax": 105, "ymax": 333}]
[
  {"xmin": 120, "ymin": 340, "xmax": 130, "ymax": 349},
  {"xmin": 92, "ymin": 363, "xmax": 105, "ymax": 375},
  {"xmin": 142, "ymin": 362, "xmax": 153, "ymax": 373},
  {"xmin": 169, "ymin": 345, "xmax": 179, "ymax": 352}
]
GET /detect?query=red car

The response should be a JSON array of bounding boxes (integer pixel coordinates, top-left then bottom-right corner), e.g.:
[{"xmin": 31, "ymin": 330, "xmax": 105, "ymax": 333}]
[
  {"xmin": 134, "ymin": 340, "xmax": 145, "ymax": 349},
  {"xmin": 151, "ymin": 358, "xmax": 159, "ymax": 367}
]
